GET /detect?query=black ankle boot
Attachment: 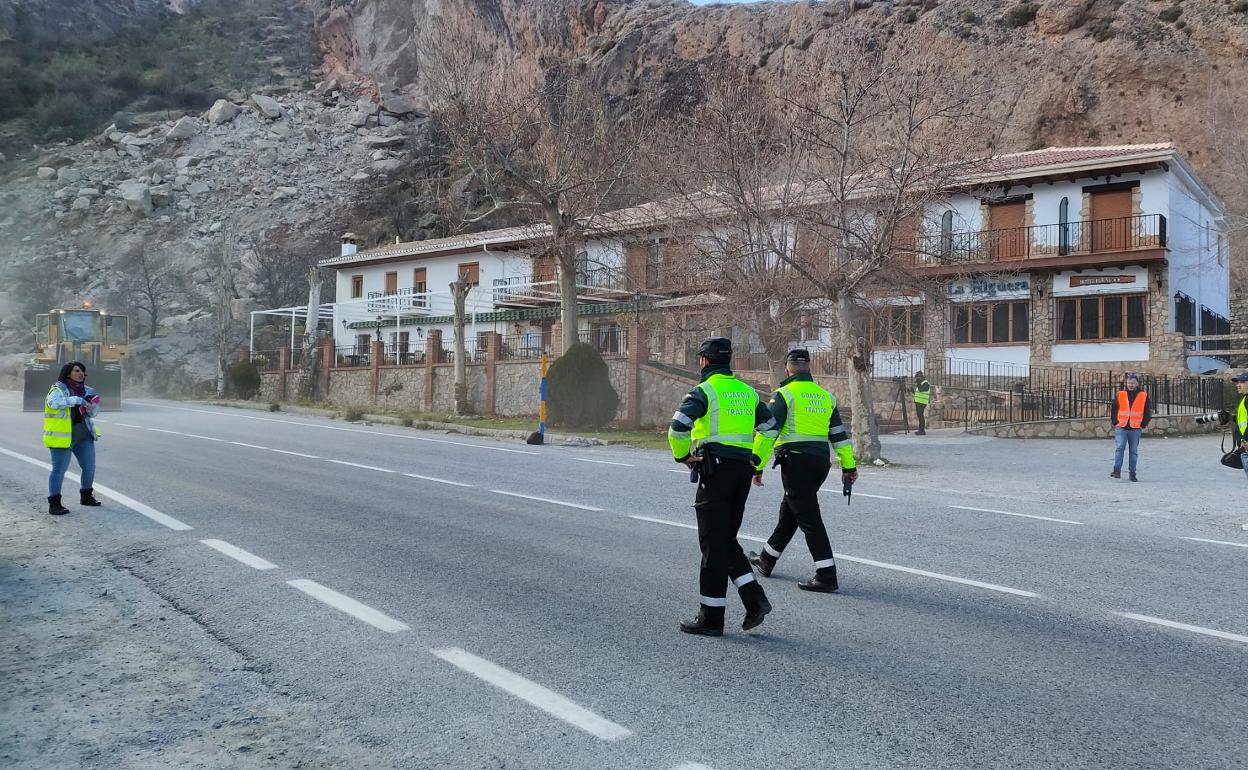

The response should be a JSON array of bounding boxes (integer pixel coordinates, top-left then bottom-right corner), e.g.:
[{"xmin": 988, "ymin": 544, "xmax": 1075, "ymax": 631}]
[
  {"xmin": 48, "ymin": 495, "xmax": 69, "ymax": 515},
  {"xmin": 80, "ymin": 489, "xmax": 101, "ymax": 507},
  {"xmin": 739, "ymin": 582, "xmax": 772, "ymax": 630},
  {"xmin": 748, "ymin": 550, "xmax": 776, "ymax": 577},
  {"xmin": 679, "ymin": 606, "xmax": 725, "ymax": 637},
  {"xmin": 798, "ymin": 567, "xmax": 839, "ymax": 593}
]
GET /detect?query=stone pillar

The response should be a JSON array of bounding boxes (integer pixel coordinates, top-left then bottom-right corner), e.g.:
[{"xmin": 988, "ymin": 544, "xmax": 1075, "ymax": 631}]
[
  {"xmin": 320, "ymin": 337, "xmax": 334, "ymax": 399},
  {"xmin": 922, "ymin": 292, "xmax": 946, "ymax": 383},
  {"xmin": 425, "ymin": 329, "xmax": 442, "ymax": 411},
  {"xmin": 624, "ymin": 323, "xmax": 648, "ymax": 429},
  {"xmin": 370, "ymin": 340, "xmax": 383, "ymax": 403},
  {"xmin": 1029, "ymin": 273, "xmax": 1055, "ymax": 366},
  {"xmin": 551, "ymin": 321, "xmax": 564, "ymax": 355},
  {"xmin": 278, "ymin": 347, "xmax": 289, "ymax": 401},
  {"xmin": 484, "ymin": 331, "xmax": 501, "ymax": 416}
]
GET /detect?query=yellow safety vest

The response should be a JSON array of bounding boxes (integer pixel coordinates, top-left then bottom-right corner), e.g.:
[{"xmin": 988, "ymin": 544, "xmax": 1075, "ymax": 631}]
[
  {"xmin": 775, "ymin": 380, "xmax": 834, "ymax": 447},
  {"xmin": 1237, "ymin": 395, "xmax": 1247, "ymax": 437},
  {"xmin": 43, "ymin": 384, "xmax": 100, "ymax": 448},
  {"xmin": 691, "ymin": 374, "xmax": 759, "ymax": 451},
  {"xmin": 913, "ymin": 379, "xmax": 931, "ymax": 405}
]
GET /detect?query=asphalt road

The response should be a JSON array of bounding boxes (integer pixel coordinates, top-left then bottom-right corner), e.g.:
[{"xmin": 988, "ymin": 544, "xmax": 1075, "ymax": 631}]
[{"xmin": 1, "ymin": 392, "xmax": 1245, "ymax": 769}]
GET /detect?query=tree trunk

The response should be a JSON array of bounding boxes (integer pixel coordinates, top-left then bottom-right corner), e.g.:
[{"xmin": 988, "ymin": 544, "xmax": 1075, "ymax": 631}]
[
  {"xmin": 300, "ymin": 267, "xmax": 322, "ymax": 400},
  {"xmin": 147, "ymin": 306, "xmax": 158, "ymax": 339},
  {"xmin": 451, "ymin": 280, "xmax": 471, "ymax": 414},
  {"xmin": 557, "ymin": 244, "xmax": 579, "ymax": 354},
  {"xmin": 834, "ymin": 293, "xmax": 880, "ymax": 463}
]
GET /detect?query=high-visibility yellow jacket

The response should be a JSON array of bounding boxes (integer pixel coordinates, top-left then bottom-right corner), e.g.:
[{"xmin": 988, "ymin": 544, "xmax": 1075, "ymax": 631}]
[{"xmin": 44, "ymin": 382, "xmax": 100, "ymax": 448}]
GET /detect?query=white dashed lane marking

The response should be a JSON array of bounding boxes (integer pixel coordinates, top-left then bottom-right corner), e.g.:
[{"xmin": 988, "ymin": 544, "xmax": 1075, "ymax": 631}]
[
  {"xmin": 324, "ymin": 459, "xmax": 395, "ymax": 473},
  {"xmin": 286, "ymin": 579, "xmax": 410, "ymax": 633},
  {"xmin": 491, "ymin": 490, "xmax": 603, "ymax": 511},
  {"xmin": 1181, "ymin": 537, "xmax": 1248, "ymax": 549},
  {"xmin": 575, "ymin": 458, "xmax": 635, "ymax": 467},
  {"xmin": 1114, "ymin": 612, "xmax": 1248, "ymax": 645},
  {"xmin": 431, "ymin": 647, "xmax": 633, "ymax": 742},
  {"xmin": 404, "ymin": 473, "xmax": 473, "ymax": 488},
  {"xmin": 201, "ymin": 539, "xmax": 278, "ymax": 570},
  {"xmin": 948, "ymin": 505, "xmax": 1084, "ymax": 526}
]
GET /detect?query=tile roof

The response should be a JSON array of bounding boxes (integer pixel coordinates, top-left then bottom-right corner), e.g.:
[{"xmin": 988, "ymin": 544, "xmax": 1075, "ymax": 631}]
[{"xmin": 975, "ymin": 143, "xmax": 1177, "ymax": 176}]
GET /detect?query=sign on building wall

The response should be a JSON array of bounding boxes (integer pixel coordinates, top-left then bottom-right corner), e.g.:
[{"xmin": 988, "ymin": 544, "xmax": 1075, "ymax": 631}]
[
  {"xmin": 946, "ymin": 277, "xmax": 1031, "ymax": 301},
  {"xmin": 1053, "ymin": 267, "xmax": 1146, "ymax": 296}
]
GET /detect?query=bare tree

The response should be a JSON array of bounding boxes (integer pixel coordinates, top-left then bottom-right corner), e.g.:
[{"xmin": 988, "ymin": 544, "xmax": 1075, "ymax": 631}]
[
  {"xmin": 251, "ymin": 225, "xmax": 313, "ymax": 310},
  {"xmin": 198, "ymin": 221, "xmax": 247, "ymax": 397},
  {"xmin": 419, "ymin": 17, "xmax": 653, "ymax": 353},
  {"xmin": 116, "ymin": 236, "xmax": 177, "ymax": 339},
  {"xmin": 299, "ymin": 266, "xmax": 322, "ymax": 399}
]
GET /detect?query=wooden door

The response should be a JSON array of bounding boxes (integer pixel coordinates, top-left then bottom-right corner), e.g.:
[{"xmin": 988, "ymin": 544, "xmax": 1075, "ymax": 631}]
[
  {"xmin": 988, "ymin": 201, "xmax": 1027, "ymax": 261},
  {"xmin": 384, "ymin": 271, "xmax": 398, "ymax": 294},
  {"xmin": 1090, "ymin": 188, "xmax": 1134, "ymax": 252},
  {"xmin": 533, "ymin": 252, "xmax": 557, "ymax": 285}
]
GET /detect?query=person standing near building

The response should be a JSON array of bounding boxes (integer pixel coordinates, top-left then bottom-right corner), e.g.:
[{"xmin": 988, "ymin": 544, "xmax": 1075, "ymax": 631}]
[
  {"xmin": 912, "ymin": 371, "xmax": 931, "ymax": 435},
  {"xmin": 1109, "ymin": 372, "xmax": 1152, "ymax": 482},
  {"xmin": 44, "ymin": 361, "xmax": 102, "ymax": 515},
  {"xmin": 747, "ymin": 349, "xmax": 857, "ymax": 593},
  {"xmin": 1231, "ymin": 370, "xmax": 1248, "ymax": 482},
  {"xmin": 668, "ymin": 337, "xmax": 779, "ymax": 637}
]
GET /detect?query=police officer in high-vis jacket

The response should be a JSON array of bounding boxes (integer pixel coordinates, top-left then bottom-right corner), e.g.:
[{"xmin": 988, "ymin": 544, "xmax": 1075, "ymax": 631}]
[
  {"xmin": 748, "ymin": 348, "xmax": 857, "ymax": 592},
  {"xmin": 668, "ymin": 337, "xmax": 779, "ymax": 636}
]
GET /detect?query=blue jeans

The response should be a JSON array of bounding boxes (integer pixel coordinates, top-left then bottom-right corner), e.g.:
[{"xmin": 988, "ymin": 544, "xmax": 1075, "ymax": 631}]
[
  {"xmin": 1241, "ymin": 451, "xmax": 1248, "ymax": 482},
  {"xmin": 48, "ymin": 441, "xmax": 95, "ymax": 497},
  {"xmin": 1113, "ymin": 427, "xmax": 1140, "ymax": 474}
]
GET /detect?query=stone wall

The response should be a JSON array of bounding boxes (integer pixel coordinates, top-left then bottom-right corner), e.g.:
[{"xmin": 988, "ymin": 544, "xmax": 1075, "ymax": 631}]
[
  {"xmin": 970, "ymin": 414, "xmax": 1223, "ymax": 439},
  {"xmin": 327, "ymin": 368, "xmax": 371, "ymax": 405},
  {"xmin": 495, "ymin": 360, "xmax": 540, "ymax": 416},
  {"xmin": 375, "ymin": 367, "xmax": 425, "ymax": 411},
  {"xmin": 638, "ymin": 365, "xmax": 697, "ymax": 428}
]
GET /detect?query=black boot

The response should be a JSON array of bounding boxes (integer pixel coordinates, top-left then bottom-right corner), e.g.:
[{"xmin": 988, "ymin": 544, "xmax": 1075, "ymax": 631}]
[
  {"xmin": 1110, "ymin": 469, "xmax": 1121, "ymax": 479},
  {"xmin": 48, "ymin": 495, "xmax": 69, "ymax": 515},
  {"xmin": 739, "ymin": 582, "xmax": 772, "ymax": 631},
  {"xmin": 80, "ymin": 489, "xmax": 101, "ymax": 507},
  {"xmin": 798, "ymin": 566, "xmax": 839, "ymax": 593},
  {"xmin": 679, "ymin": 606, "xmax": 724, "ymax": 637},
  {"xmin": 1129, "ymin": 472, "xmax": 1138, "ymax": 482},
  {"xmin": 747, "ymin": 550, "xmax": 776, "ymax": 577}
]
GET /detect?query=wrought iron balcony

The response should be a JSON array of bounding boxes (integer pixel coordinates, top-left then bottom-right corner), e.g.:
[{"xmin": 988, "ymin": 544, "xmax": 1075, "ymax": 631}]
[
  {"xmin": 366, "ymin": 287, "xmax": 430, "ymax": 313},
  {"xmin": 912, "ymin": 213, "xmax": 1167, "ymax": 267}
]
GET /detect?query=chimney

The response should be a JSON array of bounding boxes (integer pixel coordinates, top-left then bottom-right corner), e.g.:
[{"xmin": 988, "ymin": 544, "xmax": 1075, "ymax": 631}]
[{"xmin": 341, "ymin": 232, "xmax": 358, "ymax": 257}]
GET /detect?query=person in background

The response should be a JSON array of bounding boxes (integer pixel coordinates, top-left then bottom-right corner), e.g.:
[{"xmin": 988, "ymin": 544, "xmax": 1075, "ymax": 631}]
[
  {"xmin": 1109, "ymin": 372, "xmax": 1151, "ymax": 482},
  {"xmin": 1231, "ymin": 370, "xmax": 1248, "ymax": 482},
  {"xmin": 912, "ymin": 371, "xmax": 931, "ymax": 435},
  {"xmin": 44, "ymin": 361, "xmax": 102, "ymax": 515}
]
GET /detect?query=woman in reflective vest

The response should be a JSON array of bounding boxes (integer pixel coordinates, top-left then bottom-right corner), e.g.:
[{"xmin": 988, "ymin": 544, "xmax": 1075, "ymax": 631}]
[
  {"xmin": 44, "ymin": 361, "xmax": 102, "ymax": 515},
  {"xmin": 1108, "ymin": 372, "xmax": 1151, "ymax": 482},
  {"xmin": 1231, "ymin": 370, "xmax": 1248, "ymax": 482}
]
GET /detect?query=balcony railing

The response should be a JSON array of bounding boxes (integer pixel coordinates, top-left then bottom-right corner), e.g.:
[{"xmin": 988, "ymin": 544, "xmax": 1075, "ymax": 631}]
[
  {"xmin": 366, "ymin": 287, "xmax": 430, "ymax": 313},
  {"xmin": 913, "ymin": 214, "xmax": 1167, "ymax": 266},
  {"xmin": 492, "ymin": 268, "xmax": 630, "ymax": 306}
]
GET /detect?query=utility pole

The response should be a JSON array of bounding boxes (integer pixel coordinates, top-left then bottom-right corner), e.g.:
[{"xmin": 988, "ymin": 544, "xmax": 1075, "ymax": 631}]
[
  {"xmin": 451, "ymin": 279, "xmax": 471, "ymax": 415},
  {"xmin": 301, "ymin": 266, "xmax": 322, "ymax": 399}
]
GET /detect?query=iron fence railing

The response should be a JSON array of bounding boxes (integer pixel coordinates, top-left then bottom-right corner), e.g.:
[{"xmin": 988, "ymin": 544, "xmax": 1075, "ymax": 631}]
[
  {"xmin": 577, "ymin": 327, "xmax": 628, "ymax": 356},
  {"xmin": 251, "ymin": 350, "xmax": 281, "ymax": 371},
  {"xmin": 499, "ymin": 334, "xmax": 547, "ymax": 361},
  {"xmin": 334, "ymin": 346, "xmax": 370, "ymax": 368},
  {"xmin": 913, "ymin": 214, "xmax": 1167, "ymax": 266}
]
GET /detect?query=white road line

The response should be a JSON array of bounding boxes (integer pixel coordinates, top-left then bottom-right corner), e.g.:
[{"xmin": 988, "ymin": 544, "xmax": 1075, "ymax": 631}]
[
  {"xmin": 820, "ymin": 488, "xmax": 896, "ymax": 500},
  {"xmin": 286, "ymin": 579, "xmax": 409, "ymax": 633},
  {"xmin": 0, "ymin": 447, "xmax": 193, "ymax": 530},
  {"xmin": 838, "ymin": 555, "xmax": 1040, "ymax": 597},
  {"xmin": 490, "ymin": 490, "xmax": 603, "ymax": 511},
  {"xmin": 575, "ymin": 458, "xmax": 635, "ymax": 467},
  {"xmin": 431, "ymin": 647, "xmax": 633, "ymax": 742},
  {"xmin": 147, "ymin": 427, "xmax": 184, "ymax": 435},
  {"xmin": 324, "ymin": 459, "xmax": 395, "ymax": 473},
  {"xmin": 667, "ymin": 468, "xmax": 688, "ymax": 474},
  {"xmin": 1114, "ymin": 612, "xmax": 1248, "ymax": 645},
  {"xmin": 129, "ymin": 401, "xmax": 541, "ymax": 454},
  {"xmin": 1181, "ymin": 537, "xmax": 1248, "ymax": 549},
  {"xmin": 404, "ymin": 472, "xmax": 473, "ymax": 487},
  {"xmin": 629, "ymin": 515, "xmax": 1038, "ymax": 597},
  {"xmin": 200, "ymin": 539, "xmax": 278, "ymax": 570},
  {"xmin": 671, "ymin": 764, "xmax": 716, "ymax": 770},
  {"xmin": 629, "ymin": 515, "xmax": 696, "ymax": 530},
  {"xmin": 231, "ymin": 441, "xmax": 267, "ymax": 449},
  {"xmin": 184, "ymin": 433, "xmax": 226, "ymax": 442},
  {"xmin": 270, "ymin": 448, "xmax": 320, "ymax": 458},
  {"xmin": 114, "ymin": 422, "xmax": 143, "ymax": 429},
  {"xmin": 948, "ymin": 504, "xmax": 1084, "ymax": 526}
]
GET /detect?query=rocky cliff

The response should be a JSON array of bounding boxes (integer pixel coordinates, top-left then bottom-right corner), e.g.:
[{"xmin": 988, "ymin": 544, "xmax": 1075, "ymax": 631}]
[{"xmin": 0, "ymin": 0, "xmax": 198, "ymax": 45}]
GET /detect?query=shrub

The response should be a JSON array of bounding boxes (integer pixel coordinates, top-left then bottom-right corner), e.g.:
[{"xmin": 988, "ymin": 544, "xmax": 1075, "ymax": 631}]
[
  {"xmin": 1158, "ymin": 5, "xmax": 1182, "ymax": 22},
  {"xmin": 1235, "ymin": 0, "xmax": 1248, "ymax": 14},
  {"xmin": 961, "ymin": 9, "xmax": 979, "ymax": 24},
  {"xmin": 400, "ymin": 414, "xmax": 414, "ymax": 427},
  {"xmin": 902, "ymin": 7, "xmax": 919, "ymax": 23},
  {"xmin": 228, "ymin": 360, "xmax": 260, "ymax": 400},
  {"xmin": 342, "ymin": 406, "xmax": 365, "ymax": 422},
  {"xmin": 1003, "ymin": 2, "xmax": 1038, "ymax": 27},
  {"xmin": 546, "ymin": 342, "xmax": 620, "ymax": 430},
  {"xmin": 268, "ymin": 401, "xmax": 281, "ymax": 412}
]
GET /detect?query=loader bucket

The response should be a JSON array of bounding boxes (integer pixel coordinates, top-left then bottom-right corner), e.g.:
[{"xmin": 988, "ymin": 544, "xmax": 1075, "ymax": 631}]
[{"xmin": 22, "ymin": 362, "xmax": 123, "ymax": 411}]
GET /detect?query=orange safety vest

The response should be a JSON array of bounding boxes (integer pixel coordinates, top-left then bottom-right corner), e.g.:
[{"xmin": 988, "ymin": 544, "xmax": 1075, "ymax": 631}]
[{"xmin": 1116, "ymin": 390, "xmax": 1147, "ymax": 429}]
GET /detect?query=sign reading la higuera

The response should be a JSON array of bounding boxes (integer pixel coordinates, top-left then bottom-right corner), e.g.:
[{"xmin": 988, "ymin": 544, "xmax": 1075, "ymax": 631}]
[{"xmin": 947, "ymin": 277, "xmax": 1030, "ymax": 300}]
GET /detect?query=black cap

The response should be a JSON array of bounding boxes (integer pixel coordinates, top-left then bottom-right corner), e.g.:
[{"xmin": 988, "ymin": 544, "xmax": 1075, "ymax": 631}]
[
  {"xmin": 786, "ymin": 348, "xmax": 810, "ymax": 363},
  {"xmin": 697, "ymin": 337, "xmax": 732, "ymax": 358},
  {"xmin": 1232, "ymin": 370, "xmax": 1248, "ymax": 382}
]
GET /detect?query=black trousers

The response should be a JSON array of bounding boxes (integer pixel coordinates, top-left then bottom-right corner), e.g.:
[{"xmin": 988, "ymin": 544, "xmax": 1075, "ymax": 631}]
[
  {"xmin": 693, "ymin": 457, "xmax": 764, "ymax": 607},
  {"xmin": 765, "ymin": 452, "xmax": 835, "ymax": 570},
  {"xmin": 915, "ymin": 402, "xmax": 927, "ymax": 433}
]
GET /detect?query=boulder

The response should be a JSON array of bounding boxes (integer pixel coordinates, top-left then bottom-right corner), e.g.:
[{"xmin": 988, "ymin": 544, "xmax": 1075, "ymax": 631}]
[
  {"xmin": 269, "ymin": 122, "xmax": 293, "ymax": 139},
  {"xmin": 150, "ymin": 184, "xmax": 174, "ymax": 208},
  {"xmin": 119, "ymin": 182, "xmax": 153, "ymax": 216},
  {"xmin": 175, "ymin": 155, "xmax": 198, "ymax": 169},
  {"xmin": 380, "ymin": 90, "xmax": 428, "ymax": 116},
  {"xmin": 71, "ymin": 196, "xmax": 91, "ymax": 211},
  {"xmin": 347, "ymin": 110, "xmax": 369, "ymax": 128},
  {"xmin": 363, "ymin": 134, "xmax": 405, "ymax": 149},
  {"xmin": 186, "ymin": 181, "xmax": 211, "ymax": 196},
  {"xmin": 250, "ymin": 93, "xmax": 283, "ymax": 120},
  {"xmin": 37, "ymin": 167, "xmax": 56, "ymax": 179},
  {"xmin": 56, "ymin": 167, "xmax": 82, "ymax": 184},
  {"xmin": 378, "ymin": 113, "xmax": 400, "ymax": 127},
  {"xmin": 166, "ymin": 116, "xmax": 197, "ymax": 141},
  {"xmin": 315, "ymin": 78, "xmax": 340, "ymax": 94},
  {"xmin": 77, "ymin": 188, "xmax": 101, "ymax": 198},
  {"xmin": 96, "ymin": 148, "xmax": 119, "ymax": 160},
  {"xmin": 1035, "ymin": 0, "xmax": 1093, "ymax": 36},
  {"xmin": 371, "ymin": 158, "xmax": 404, "ymax": 175},
  {"xmin": 207, "ymin": 99, "xmax": 240, "ymax": 125}
]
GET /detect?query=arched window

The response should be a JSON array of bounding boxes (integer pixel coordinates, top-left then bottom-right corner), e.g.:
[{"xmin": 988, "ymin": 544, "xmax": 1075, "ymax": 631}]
[
  {"xmin": 1058, "ymin": 197, "xmax": 1070, "ymax": 255},
  {"xmin": 940, "ymin": 210, "xmax": 954, "ymax": 260}
]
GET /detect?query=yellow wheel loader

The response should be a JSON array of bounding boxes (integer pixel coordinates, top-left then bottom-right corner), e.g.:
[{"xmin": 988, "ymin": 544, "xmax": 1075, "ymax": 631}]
[{"xmin": 22, "ymin": 305, "xmax": 130, "ymax": 411}]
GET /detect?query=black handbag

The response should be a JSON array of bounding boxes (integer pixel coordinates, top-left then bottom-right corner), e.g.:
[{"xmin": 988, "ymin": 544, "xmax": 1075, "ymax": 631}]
[{"xmin": 1220, "ymin": 433, "xmax": 1245, "ymax": 469}]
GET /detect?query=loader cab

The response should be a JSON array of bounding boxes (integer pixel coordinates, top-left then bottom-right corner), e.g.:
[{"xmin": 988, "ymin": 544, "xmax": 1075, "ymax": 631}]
[
  {"xmin": 103, "ymin": 313, "xmax": 129, "ymax": 353},
  {"xmin": 34, "ymin": 314, "xmax": 50, "ymax": 351}
]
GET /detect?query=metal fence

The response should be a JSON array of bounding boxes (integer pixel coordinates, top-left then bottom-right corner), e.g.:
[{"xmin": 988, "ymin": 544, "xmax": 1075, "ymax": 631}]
[
  {"xmin": 914, "ymin": 214, "xmax": 1167, "ymax": 265},
  {"xmin": 499, "ymin": 334, "xmax": 547, "ymax": 361},
  {"xmin": 334, "ymin": 346, "xmax": 370, "ymax": 368},
  {"xmin": 577, "ymin": 327, "xmax": 629, "ymax": 356},
  {"xmin": 251, "ymin": 350, "xmax": 281, "ymax": 371}
]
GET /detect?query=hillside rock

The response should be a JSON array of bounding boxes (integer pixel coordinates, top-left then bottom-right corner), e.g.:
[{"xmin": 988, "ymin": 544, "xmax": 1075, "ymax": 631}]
[
  {"xmin": 207, "ymin": 100, "xmax": 241, "ymax": 125},
  {"xmin": 250, "ymin": 94, "xmax": 284, "ymax": 120}
]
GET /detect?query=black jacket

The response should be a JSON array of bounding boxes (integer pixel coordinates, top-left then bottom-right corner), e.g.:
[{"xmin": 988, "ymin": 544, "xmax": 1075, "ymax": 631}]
[{"xmin": 1109, "ymin": 389, "xmax": 1152, "ymax": 429}]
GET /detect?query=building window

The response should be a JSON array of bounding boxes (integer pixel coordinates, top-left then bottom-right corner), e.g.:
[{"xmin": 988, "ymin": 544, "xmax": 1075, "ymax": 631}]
[
  {"xmin": 951, "ymin": 301, "xmax": 1029, "ymax": 345},
  {"xmin": 575, "ymin": 250, "xmax": 591, "ymax": 283},
  {"xmin": 940, "ymin": 210, "xmax": 954, "ymax": 260},
  {"xmin": 589, "ymin": 321, "xmax": 622, "ymax": 354},
  {"xmin": 1174, "ymin": 293, "xmax": 1196, "ymax": 336},
  {"xmin": 1058, "ymin": 197, "xmax": 1070, "ymax": 255},
  {"xmin": 645, "ymin": 242, "xmax": 663, "ymax": 289},
  {"xmin": 351, "ymin": 275, "xmax": 363, "ymax": 299},
  {"xmin": 413, "ymin": 268, "xmax": 428, "ymax": 307},
  {"xmin": 871, "ymin": 305, "xmax": 924, "ymax": 348},
  {"xmin": 1056, "ymin": 294, "xmax": 1147, "ymax": 341},
  {"xmin": 385, "ymin": 271, "xmax": 398, "ymax": 294},
  {"xmin": 457, "ymin": 262, "xmax": 480, "ymax": 287},
  {"xmin": 355, "ymin": 333, "xmax": 371, "ymax": 354}
]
